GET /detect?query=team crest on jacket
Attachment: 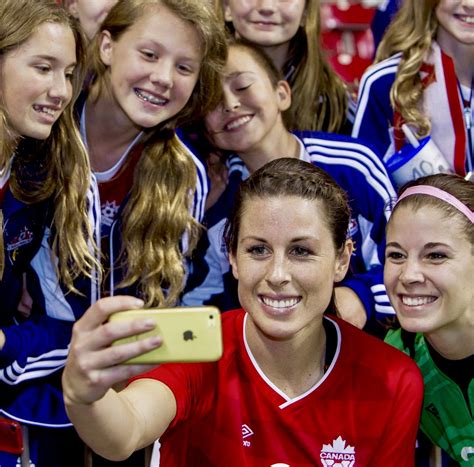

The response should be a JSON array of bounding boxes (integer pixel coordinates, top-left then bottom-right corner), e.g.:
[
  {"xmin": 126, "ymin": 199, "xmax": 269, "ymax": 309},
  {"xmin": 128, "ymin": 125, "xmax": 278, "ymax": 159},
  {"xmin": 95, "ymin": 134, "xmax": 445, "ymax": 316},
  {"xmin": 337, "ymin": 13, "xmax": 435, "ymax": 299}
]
[
  {"xmin": 320, "ymin": 436, "xmax": 356, "ymax": 467},
  {"xmin": 6, "ymin": 226, "xmax": 34, "ymax": 263},
  {"xmin": 7, "ymin": 226, "xmax": 34, "ymax": 251}
]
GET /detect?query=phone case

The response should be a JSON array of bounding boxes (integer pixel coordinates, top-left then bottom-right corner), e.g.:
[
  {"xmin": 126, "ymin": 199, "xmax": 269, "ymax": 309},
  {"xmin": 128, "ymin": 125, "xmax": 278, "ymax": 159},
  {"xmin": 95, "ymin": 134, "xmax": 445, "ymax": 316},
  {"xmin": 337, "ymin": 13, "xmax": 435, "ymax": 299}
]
[
  {"xmin": 109, "ymin": 306, "xmax": 223, "ymax": 364},
  {"xmin": 0, "ymin": 417, "xmax": 23, "ymax": 455}
]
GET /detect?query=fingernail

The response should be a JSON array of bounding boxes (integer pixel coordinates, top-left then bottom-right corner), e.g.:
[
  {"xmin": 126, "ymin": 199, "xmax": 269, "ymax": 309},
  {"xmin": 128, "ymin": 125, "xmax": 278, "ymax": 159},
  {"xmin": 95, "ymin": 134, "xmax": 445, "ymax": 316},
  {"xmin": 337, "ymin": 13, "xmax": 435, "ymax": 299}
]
[
  {"xmin": 133, "ymin": 298, "xmax": 145, "ymax": 308},
  {"xmin": 150, "ymin": 336, "xmax": 162, "ymax": 346},
  {"xmin": 143, "ymin": 319, "xmax": 155, "ymax": 328}
]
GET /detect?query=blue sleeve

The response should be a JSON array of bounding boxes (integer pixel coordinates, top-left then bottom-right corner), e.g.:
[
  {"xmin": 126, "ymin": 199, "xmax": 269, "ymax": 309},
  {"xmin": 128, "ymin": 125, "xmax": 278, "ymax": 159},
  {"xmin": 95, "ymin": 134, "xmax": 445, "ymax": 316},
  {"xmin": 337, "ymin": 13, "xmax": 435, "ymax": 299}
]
[
  {"xmin": 370, "ymin": 0, "xmax": 401, "ymax": 50},
  {"xmin": 0, "ymin": 315, "xmax": 72, "ymax": 386},
  {"xmin": 341, "ymin": 266, "xmax": 396, "ymax": 336},
  {"xmin": 181, "ymin": 218, "xmax": 231, "ymax": 307},
  {"xmin": 306, "ymin": 135, "xmax": 396, "ymax": 269},
  {"xmin": 351, "ymin": 60, "xmax": 398, "ymax": 161},
  {"xmin": 181, "ymin": 169, "xmax": 243, "ymax": 310},
  {"xmin": 0, "ymin": 264, "xmax": 93, "ymax": 387},
  {"xmin": 0, "ymin": 231, "xmax": 95, "ymax": 386}
]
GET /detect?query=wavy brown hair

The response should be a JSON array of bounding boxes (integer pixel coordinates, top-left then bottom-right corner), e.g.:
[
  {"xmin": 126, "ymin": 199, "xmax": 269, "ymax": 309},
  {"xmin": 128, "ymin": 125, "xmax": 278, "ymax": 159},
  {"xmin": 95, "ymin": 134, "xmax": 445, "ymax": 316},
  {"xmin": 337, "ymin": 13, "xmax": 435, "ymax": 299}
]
[
  {"xmin": 0, "ymin": 0, "xmax": 98, "ymax": 289},
  {"xmin": 375, "ymin": 0, "xmax": 439, "ymax": 139},
  {"xmin": 88, "ymin": 0, "xmax": 227, "ymax": 306},
  {"xmin": 215, "ymin": 0, "xmax": 347, "ymax": 133}
]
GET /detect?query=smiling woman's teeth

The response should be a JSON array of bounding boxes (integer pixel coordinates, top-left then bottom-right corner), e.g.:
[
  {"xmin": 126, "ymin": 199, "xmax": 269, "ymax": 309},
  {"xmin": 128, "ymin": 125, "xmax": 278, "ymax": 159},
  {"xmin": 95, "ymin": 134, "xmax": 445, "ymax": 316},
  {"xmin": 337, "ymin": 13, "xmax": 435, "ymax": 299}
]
[
  {"xmin": 33, "ymin": 105, "xmax": 55, "ymax": 116},
  {"xmin": 135, "ymin": 89, "xmax": 166, "ymax": 105},
  {"xmin": 401, "ymin": 296, "xmax": 436, "ymax": 306},
  {"xmin": 458, "ymin": 15, "xmax": 474, "ymax": 24},
  {"xmin": 261, "ymin": 296, "xmax": 300, "ymax": 308},
  {"xmin": 225, "ymin": 115, "xmax": 251, "ymax": 130}
]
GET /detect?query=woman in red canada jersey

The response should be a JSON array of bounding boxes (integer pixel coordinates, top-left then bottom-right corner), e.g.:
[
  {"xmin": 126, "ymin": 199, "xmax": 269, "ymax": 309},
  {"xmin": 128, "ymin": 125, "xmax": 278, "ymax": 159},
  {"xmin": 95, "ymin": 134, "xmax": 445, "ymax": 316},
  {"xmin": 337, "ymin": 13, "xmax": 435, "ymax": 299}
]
[{"xmin": 63, "ymin": 158, "xmax": 424, "ymax": 466}]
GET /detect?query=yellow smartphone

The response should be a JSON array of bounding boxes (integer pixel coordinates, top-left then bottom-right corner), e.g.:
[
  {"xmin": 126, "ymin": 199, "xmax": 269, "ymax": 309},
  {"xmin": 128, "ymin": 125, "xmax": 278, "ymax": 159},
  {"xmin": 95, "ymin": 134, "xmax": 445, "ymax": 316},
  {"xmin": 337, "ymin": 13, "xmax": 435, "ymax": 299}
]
[{"xmin": 109, "ymin": 306, "xmax": 223, "ymax": 364}]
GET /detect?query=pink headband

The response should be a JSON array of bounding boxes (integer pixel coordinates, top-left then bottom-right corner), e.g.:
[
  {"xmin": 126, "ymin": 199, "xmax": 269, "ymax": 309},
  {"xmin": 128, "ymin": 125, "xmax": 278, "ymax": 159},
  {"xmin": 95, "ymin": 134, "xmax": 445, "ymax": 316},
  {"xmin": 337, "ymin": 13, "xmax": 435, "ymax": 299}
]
[{"xmin": 397, "ymin": 186, "xmax": 474, "ymax": 223}]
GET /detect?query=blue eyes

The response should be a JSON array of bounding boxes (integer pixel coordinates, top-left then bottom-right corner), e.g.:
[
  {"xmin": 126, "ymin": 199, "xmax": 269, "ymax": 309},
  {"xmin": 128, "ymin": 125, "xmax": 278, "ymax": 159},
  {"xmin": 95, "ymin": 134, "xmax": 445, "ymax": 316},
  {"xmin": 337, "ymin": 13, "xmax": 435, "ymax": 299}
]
[
  {"xmin": 291, "ymin": 246, "xmax": 310, "ymax": 257},
  {"xmin": 246, "ymin": 245, "xmax": 268, "ymax": 256},
  {"xmin": 245, "ymin": 245, "xmax": 312, "ymax": 258}
]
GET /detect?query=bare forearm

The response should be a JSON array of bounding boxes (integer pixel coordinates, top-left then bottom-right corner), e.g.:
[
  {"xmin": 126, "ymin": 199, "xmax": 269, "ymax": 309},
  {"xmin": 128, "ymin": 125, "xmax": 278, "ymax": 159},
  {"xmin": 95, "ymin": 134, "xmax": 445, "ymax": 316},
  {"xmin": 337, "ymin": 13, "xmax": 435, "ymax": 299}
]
[
  {"xmin": 64, "ymin": 387, "xmax": 143, "ymax": 461},
  {"xmin": 62, "ymin": 296, "xmax": 176, "ymax": 459}
]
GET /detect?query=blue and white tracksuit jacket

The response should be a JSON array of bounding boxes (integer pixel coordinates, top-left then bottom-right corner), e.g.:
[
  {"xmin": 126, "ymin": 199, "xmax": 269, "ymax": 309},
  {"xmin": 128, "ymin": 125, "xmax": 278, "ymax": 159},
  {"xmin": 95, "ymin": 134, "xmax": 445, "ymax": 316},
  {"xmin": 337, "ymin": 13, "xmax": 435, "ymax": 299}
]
[
  {"xmin": 181, "ymin": 131, "xmax": 397, "ymax": 325},
  {"xmin": 0, "ymin": 143, "xmax": 207, "ymax": 431},
  {"xmin": 0, "ymin": 183, "xmax": 101, "ymax": 429},
  {"xmin": 352, "ymin": 49, "xmax": 472, "ymax": 175},
  {"xmin": 370, "ymin": 0, "xmax": 401, "ymax": 50},
  {"xmin": 352, "ymin": 53, "xmax": 402, "ymax": 162}
]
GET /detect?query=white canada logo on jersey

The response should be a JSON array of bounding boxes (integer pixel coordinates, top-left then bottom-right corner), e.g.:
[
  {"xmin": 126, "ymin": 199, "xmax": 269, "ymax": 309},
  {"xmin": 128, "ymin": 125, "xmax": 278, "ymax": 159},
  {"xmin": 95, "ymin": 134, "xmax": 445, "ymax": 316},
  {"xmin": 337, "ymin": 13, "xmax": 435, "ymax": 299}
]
[{"xmin": 320, "ymin": 436, "xmax": 356, "ymax": 467}]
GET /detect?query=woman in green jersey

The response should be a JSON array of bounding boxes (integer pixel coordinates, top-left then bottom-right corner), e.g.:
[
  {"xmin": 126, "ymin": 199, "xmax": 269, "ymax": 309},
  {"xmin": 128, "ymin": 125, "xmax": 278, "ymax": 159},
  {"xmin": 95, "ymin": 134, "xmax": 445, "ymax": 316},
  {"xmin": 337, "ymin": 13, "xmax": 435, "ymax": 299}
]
[{"xmin": 384, "ymin": 173, "xmax": 473, "ymax": 466}]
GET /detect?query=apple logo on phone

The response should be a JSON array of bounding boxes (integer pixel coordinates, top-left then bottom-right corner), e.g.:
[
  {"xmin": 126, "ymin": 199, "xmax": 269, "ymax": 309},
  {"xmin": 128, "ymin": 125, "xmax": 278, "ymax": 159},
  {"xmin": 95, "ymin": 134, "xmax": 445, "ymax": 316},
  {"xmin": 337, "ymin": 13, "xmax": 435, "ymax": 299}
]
[{"xmin": 183, "ymin": 330, "xmax": 196, "ymax": 341}]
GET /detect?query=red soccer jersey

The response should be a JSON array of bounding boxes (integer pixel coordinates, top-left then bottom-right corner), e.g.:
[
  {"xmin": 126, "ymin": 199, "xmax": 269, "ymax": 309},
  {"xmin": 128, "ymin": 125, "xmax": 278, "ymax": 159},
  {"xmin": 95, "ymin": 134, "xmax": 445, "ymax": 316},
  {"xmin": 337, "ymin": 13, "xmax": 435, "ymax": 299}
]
[
  {"xmin": 96, "ymin": 144, "xmax": 143, "ymax": 237},
  {"xmin": 136, "ymin": 310, "xmax": 423, "ymax": 466}
]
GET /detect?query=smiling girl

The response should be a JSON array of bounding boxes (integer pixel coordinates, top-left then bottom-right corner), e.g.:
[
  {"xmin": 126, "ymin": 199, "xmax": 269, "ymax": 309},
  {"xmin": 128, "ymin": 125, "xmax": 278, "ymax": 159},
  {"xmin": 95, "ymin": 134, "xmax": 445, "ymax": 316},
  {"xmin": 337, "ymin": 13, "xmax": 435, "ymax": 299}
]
[
  {"xmin": 353, "ymin": 0, "xmax": 474, "ymax": 177},
  {"xmin": 215, "ymin": 0, "xmax": 350, "ymax": 134},
  {"xmin": 384, "ymin": 173, "xmax": 474, "ymax": 465},
  {"xmin": 79, "ymin": 0, "xmax": 226, "ymax": 306},
  {"xmin": 0, "ymin": 0, "xmax": 100, "ymax": 465}
]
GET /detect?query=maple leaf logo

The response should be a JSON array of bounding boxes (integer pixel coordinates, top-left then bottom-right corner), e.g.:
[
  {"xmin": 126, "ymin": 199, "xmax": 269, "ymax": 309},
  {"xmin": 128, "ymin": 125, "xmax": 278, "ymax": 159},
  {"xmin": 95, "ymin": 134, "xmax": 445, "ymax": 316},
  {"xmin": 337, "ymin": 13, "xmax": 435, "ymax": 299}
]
[
  {"xmin": 322, "ymin": 436, "xmax": 355, "ymax": 454},
  {"xmin": 320, "ymin": 436, "xmax": 356, "ymax": 467}
]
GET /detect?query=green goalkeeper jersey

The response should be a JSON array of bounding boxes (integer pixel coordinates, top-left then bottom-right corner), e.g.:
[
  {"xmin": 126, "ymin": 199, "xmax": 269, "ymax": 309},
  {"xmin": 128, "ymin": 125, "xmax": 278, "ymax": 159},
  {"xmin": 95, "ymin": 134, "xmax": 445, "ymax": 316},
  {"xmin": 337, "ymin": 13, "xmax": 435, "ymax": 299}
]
[{"xmin": 386, "ymin": 329, "xmax": 474, "ymax": 465}]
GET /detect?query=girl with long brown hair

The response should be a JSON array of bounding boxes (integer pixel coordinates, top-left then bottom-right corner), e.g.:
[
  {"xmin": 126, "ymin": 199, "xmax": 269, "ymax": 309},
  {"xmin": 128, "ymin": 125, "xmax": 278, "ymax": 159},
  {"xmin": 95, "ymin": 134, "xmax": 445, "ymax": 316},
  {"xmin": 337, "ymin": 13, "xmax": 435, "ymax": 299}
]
[{"xmin": 0, "ymin": 0, "xmax": 100, "ymax": 465}]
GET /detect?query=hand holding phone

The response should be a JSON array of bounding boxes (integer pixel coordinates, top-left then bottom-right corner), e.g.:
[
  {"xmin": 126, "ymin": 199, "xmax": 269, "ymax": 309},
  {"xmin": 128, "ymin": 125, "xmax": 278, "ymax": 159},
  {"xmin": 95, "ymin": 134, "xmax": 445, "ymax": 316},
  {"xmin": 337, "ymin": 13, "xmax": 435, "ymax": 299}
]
[{"xmin": 109, "ymin": 306, "xmax": 223, "ymax": 364}]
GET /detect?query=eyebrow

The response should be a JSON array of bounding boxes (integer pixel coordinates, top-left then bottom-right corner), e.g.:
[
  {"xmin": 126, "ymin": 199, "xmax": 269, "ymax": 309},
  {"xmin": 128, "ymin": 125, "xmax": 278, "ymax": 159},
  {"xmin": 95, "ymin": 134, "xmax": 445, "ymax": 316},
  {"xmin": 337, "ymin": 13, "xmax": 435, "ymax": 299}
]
[
  {"xmin": 139, "ymin": 40, "xmax": 200, "ymax": 63},
  {"xmin": 33, "ymin": 54, "xmax": 77, "ymax": 68},
  {"xmin": 240, "ymin": 235, "xmax": 317, "ymax": 243},
  {"xmin": 386, "ymin": 241, "xmax": 453, "ymax": 249},
  {"xmin": 424, "ymin": 242, "xmax": 453, "ymax": 249},
  {"xmin": 225, "ymin": 71, "xmax": 257, "ymax": 80},
  {"xmin": 291, "ymin": 237, "xmax": 316, "ymax": 242}
]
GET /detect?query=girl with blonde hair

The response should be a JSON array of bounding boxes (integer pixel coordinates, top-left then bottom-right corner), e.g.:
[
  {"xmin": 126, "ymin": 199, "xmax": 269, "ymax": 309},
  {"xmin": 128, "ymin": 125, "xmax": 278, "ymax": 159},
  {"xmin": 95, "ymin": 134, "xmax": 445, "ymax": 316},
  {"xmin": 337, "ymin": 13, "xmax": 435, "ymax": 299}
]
[
  {"xmin": 215, "ymin": 0, "xmax": 350, "ymax": 133},
  {"xmin": 353, "ymin": 0, "xmax": 474, "ymax": 177},
  {"xmin": 0, "ymin": 0, "xmax": 101, "ymax": 465},
  {"xmin": 80, "ymin": 0, "xmax": 226, "ymax": 306}
]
